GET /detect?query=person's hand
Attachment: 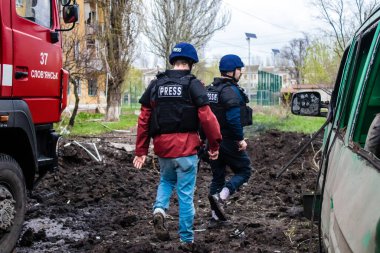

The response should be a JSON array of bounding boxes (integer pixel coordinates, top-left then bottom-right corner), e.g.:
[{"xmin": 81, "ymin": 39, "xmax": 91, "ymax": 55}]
[
  {"xmin": 238, "ymin": 139, "xmax": 247, "ymax": 151},
  {"xmin": 208, "ymin": 150, "xmax": 219, "ymax": 160},
  {"xmin": 133, "ymin": 155, "xmax": 147, "ymax": 169}
]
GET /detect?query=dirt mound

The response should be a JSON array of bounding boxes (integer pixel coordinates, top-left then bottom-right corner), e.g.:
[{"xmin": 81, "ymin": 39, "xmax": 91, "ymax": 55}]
[{"xmin": 16, "ymin": 130, "xmax": 321, "ymax": 252}]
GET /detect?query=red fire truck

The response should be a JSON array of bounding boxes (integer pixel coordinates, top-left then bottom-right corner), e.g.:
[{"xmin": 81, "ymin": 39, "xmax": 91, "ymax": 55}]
[{"xmin": 0, "ymin": 1, "xmax": 78, "ymax": 252}]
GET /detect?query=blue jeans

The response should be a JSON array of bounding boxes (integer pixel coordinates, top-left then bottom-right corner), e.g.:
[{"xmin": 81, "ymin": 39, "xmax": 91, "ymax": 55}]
[
  {"xmin": 209, "ymin": 139, "xmax": 252, "ymax": 195},
  {"xmin": 153, "ymin": 155, "xmax": 198, "ymax": 243}
]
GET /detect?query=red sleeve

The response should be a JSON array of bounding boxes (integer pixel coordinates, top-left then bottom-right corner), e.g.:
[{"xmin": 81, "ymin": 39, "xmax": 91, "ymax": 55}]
[
  {"xmin": 198, "ymin": 105, "xmax": 222, "ymax": 152},
  {"xmin": 135, "ymin": 105, "xmax": 152, "ymax": 156}
]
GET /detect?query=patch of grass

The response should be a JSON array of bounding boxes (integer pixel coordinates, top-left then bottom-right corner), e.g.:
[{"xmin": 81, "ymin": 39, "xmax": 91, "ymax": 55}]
[
  {"xmin": 56, "ymin": 105, "xmax": 325, "ymax": 137},
  {"xmin": 250, "ymin": 106, "xmax": 326, "ymax": 134},
  {"xmin": 252, "ymin": 114, "xmax": 325, "ymax": 134},
  {"xmin": 56, "ymin": 111, "xmax": 138, "ymax": 136},
  {"xmin": 121, "ymin": 103, "xmax": 141, "ymax": 112}
]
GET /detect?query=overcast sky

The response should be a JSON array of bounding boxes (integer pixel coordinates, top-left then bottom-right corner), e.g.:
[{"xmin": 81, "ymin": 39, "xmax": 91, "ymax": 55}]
[
  {"xmin": 136, "ymin": 0, "xmax": 325, "ymax": 68},
  {"xmin": 204, "ymin": 0, "xmax": 323, "ymax": 65}
]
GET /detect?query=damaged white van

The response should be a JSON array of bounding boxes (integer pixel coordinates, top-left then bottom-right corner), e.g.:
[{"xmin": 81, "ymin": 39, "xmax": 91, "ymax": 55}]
[{"xmin": 291, "ymin": 7, "xmax": 380, "ymax": 253}]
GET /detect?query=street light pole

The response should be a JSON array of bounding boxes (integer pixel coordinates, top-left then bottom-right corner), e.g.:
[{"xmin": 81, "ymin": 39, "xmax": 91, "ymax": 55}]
[
  {"xmin": 245, "ymin": 33, "xmax": 257, "ymax": 101},
  {"xmin": 272, "ymin": 49, "xmax": 280, "ymax": 67},
  {"xmin": 247, "ymin": 37, "xmax": 251, "ymax": 99}
]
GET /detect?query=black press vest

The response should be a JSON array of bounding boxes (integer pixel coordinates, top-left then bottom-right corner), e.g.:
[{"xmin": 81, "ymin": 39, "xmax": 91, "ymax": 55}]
[
  {"xmin": 207, "ymin": 81, "xmax": 253, "ymax": 128},
  {"xmin": 149, "ymin": 74, "xmax": 198, "ymax": 136}
]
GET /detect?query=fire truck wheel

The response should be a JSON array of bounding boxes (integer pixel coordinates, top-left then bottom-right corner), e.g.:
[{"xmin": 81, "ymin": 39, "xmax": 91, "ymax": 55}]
[{"xmin": 0, "ymin": 154, "xmax": 26, "ymax": 253}]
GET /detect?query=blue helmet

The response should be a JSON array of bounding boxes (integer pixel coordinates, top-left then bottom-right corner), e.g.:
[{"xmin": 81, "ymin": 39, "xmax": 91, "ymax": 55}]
[
  {"xmin": 169, "ymin": 42, "xmax": 199, "ymax": 65},
  {"xmin": 219, "ymin": 54, "xmax": 244, "ymax": 72}
]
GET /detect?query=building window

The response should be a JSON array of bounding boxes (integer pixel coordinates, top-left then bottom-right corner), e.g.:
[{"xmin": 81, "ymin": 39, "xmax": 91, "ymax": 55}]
[
  {"xmin": 85, "ymin": 3, "xmax": 97, "ymax": 24},
  {"xmin": 88, "ymin": 79, "xmax": 98, "ymax": 96},
  {"xmin": 85, "ymin": 3, "xmax": 97, "ymax": 36},
  {"xmin": 16, "ymin": 0, "xmax": 23, "ymax": 7},
  {"xmin": 16, "ymin": 0, "xmax": 52, "ymax": 28}
]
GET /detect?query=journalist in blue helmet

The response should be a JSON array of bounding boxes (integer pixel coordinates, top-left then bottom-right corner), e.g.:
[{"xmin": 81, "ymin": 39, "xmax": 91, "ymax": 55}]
[
  {"xmin": 133, "ymin": 42, "xmax": 221, "ymax": 245},
  {"xmin": 205, "ymin": 54, "xmax": 253, "ymax": 225},
  {"xmin": 169, "ymin": 42, "xmax": 199, "ymax": 65}
]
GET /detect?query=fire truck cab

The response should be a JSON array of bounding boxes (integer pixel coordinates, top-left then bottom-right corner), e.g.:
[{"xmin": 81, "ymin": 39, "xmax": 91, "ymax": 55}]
[{"xmin": 0, "ymin": 1, "xmax": 78, "ymax": 252}]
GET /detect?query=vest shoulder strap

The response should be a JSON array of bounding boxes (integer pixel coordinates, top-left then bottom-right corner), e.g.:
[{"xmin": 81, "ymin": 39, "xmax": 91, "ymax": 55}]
[
  {"xmin": 156, "ymin": 72, "xmax": 166, "ymax": 78},
  {"xmin": 208, "ymin": 82, "xmax": 232, "ymax": 93},
  {"xmin": 179, "ymin": 74, "xmax": 196, "ymax": 86},
  {"xmin": 155, "ymin": 74, "xmax": 195, "ymax": 86}
]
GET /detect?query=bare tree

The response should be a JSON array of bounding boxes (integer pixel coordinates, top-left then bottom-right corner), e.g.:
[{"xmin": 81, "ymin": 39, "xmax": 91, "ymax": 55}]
[
  {"xmin": 144, "ymin": 0, "xmax": 230, "ymax": 68},
  {"xmin": 281, "ymin": 35, "xmax": 310, "ymax": 84},
  {"xmin": 95, "ymin": 0, "xmax": 142, "ymax": 121},
  {"xmin": 62, "ymin": 29, "xmax": 101, "ymax": 127},
  {"xmin": 192, "ymin": 59, "xmax": 220, "ymax": 85},
  {"xmin": 310, "ymin": 0, "xmax": 379, "ymax": 57},
  {"xmin": 354, "ymin": 0, "xmax": 379, "ymax": 24}
]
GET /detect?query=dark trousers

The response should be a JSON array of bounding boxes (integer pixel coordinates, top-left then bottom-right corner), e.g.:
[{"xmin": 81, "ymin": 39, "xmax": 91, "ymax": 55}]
[{"xmin": 209, "ymin": 138, "xmax": 252, "ymax": 195}]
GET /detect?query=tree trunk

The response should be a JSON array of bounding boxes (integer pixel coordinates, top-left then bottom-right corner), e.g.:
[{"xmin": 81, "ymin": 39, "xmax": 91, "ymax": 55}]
[
  {"xmin": 69, "ymin": 80, "xmax": 80, "ymax": 127},
  {"xmin": 105, "ymin": 83, "xmax": 122, "ymax": 121},
  {"xmin": 295, "ymin": 67, "xmax": 301, "ymax": 85}
]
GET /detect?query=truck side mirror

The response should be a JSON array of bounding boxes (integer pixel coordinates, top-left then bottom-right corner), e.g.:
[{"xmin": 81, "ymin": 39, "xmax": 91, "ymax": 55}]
[
  {"xmin": 63, "ymin": 5, "xmax": 79, "ymax": 24},
  {"xmin": 291, "ymin": 91, "xmax": 323, "ymax": 117}
]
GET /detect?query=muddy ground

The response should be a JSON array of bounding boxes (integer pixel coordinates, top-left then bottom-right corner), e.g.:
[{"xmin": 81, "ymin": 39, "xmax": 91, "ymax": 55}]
[{"xmin": 15, "ymin": 129, "xmax": 322, "ymax": 253}]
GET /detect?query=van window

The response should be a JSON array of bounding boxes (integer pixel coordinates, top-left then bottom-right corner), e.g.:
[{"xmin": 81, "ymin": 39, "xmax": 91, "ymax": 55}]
[
  {"xmin": 352, "ymin": 25, "xmax": 380, "ymax": 147},
  {"xmin": 330, "ymin": 48, "xmax": 349, "ymax": 115},
  {"xmin": 335, "ymin": 27, "xmax": 377, "ymax": 131},
  {"xmin": 16, "ymin": 0, "xmax": 52, "ymax": 28}
]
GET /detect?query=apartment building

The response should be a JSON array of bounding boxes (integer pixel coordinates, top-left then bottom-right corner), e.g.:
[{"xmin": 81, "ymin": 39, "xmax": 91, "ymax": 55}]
[{"xmin": 63, "ymin": 0, "xmax": 107, "ymax": 113}]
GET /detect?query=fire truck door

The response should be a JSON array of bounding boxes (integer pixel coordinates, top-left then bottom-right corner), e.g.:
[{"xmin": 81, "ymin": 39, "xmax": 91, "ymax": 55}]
[{"xmin": 11, "ymin": 0, "xmax": 62, "ymax": 123}]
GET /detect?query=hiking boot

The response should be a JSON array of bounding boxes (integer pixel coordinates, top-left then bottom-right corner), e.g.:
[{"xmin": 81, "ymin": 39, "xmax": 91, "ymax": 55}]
[
  {"xmin": 208, "ymin": 194, "xmax": 227, "ymax": 221},
  {"xmin": 153, "ymin": 212, "xmax": 170, "ymax": 241}
]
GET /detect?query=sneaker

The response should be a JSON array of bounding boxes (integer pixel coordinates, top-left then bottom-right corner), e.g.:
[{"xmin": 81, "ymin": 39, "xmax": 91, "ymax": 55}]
[
  {"xmin": 208, "ymin": 194, "xmax": 227, "ymax": 221},
  {"xmin": 207, "ymin": 217, "xmax": 219, "ymax": 229},
  {"xmin": 207, "ymin": 217, "xmax": 232, "ymax": 229},
  {"xmin": 153, "ymin": 212, "xmax": 170, "ymax": 241},
  {"xmin": 179, "ymin": 241, "xmax": 194, "ymax": 252}
]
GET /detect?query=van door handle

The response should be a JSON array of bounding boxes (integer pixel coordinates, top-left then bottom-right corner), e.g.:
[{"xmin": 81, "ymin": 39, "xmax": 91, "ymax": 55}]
[{"xmin": 15, "ymin": 71, "xmax": 28, "ymax": 79}]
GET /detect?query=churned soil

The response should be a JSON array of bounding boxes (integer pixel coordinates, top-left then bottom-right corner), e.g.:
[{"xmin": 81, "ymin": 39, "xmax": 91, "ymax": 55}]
[{"xmin": 15, "ymin": 129, "xmax": 321, "ymax": 253}]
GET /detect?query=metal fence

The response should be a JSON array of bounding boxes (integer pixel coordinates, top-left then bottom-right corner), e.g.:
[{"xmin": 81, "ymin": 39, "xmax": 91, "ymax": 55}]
[
  {"xmin": 124, "ymin": 72, "xmax": 283, "ymax": 109},
  {"xmin": 256, "ymin": 70, "xmax": 282, "ymax": 106},
  {"xmin": 123, "ymin": 84, "xmax": 143, "ymax": 109}
]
